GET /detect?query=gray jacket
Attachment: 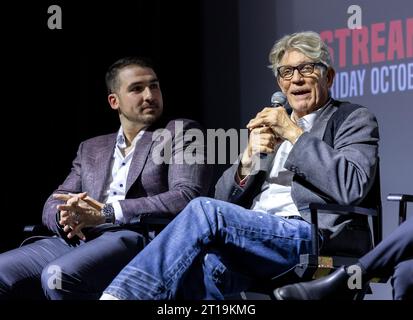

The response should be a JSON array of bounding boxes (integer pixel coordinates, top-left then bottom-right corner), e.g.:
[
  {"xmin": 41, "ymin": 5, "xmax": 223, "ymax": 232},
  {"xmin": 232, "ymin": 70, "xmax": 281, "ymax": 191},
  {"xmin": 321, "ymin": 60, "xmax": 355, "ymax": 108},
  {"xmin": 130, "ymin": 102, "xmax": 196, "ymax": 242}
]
[{"xmin": 215, "ymin": 100, "xmax": 379, "ymax": 256}]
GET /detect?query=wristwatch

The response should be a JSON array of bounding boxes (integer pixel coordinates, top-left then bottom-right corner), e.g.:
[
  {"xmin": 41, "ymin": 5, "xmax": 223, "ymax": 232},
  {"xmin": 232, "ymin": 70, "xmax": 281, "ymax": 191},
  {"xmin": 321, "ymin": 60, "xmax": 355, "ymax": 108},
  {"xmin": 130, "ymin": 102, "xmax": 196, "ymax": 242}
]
[{"xmin": 101, "ymin": 203, "xmax": 115, "ymax": 224}]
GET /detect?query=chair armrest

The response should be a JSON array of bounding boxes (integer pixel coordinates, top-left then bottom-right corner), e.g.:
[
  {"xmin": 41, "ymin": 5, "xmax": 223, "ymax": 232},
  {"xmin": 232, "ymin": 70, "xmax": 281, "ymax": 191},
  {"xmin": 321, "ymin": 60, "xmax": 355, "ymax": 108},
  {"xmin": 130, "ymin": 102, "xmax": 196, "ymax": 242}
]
[
  {"xmin": 23, "ymin": 224, "xmax": 39, "ymax": 233},
  {"xmin": 387, "ymin": 193, "xmax": 413, "ymax": 224},
  {"xmin": 21, "ymin": 224, "xmax": 55, "ymax": 247},
  {"xmin": 308, "ymin": 203, "xmax": 377, "ymax": 217},
  {"xmin": 23, "ymin": 224, "xmax": 52, "ymax": 235},
  {"xmin": 387, "ymin": 194, "xmax": 413, "ymax": 202},
  {"xmin": 307, "ymin": 203, "xmax": 378, "ymax": 256}
]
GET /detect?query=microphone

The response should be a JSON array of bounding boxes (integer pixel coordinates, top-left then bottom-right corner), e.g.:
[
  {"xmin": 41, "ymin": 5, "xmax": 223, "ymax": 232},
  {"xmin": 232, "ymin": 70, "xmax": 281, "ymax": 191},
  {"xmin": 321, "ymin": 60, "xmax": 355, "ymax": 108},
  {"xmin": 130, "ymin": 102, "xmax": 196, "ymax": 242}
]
[
  {"xmin": 258, "ymin": 92, "xmax": 288, "ymax": 160},
  {"xmin": 271, "ymin": 91, "xmax": 292, "ymax": 114},
  {"xmin": 271, "ymin": 91, "xmax": 287, "ymax": 107}
]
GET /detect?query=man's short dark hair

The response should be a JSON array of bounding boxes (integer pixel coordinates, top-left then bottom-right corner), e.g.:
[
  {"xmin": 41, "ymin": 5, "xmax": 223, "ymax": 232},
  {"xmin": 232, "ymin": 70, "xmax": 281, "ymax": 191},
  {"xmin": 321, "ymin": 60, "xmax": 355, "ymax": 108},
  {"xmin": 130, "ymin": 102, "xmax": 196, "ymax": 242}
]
[{"xmin": 105, "ymin": 57, "xmax": 156, "ymax": 94}]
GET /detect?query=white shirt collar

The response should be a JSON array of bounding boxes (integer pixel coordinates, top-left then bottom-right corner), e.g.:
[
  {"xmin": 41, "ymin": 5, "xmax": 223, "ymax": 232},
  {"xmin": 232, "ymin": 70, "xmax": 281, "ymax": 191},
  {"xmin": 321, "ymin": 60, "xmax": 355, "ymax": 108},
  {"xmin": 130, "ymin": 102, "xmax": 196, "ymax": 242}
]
[
  {"xmin": 292, "ymin": 98, "xmax": 331, "ymax": 132},
  {"xmin": 116, "ymin": 127, "xmax": 145, "ymax": 149}
]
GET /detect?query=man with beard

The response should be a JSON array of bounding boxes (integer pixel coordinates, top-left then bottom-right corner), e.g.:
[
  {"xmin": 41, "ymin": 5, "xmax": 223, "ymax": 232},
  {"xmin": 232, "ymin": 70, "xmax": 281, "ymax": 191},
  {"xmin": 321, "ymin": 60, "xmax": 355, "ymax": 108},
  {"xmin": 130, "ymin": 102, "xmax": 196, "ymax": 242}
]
[{"xmin": 0, "ymin": 57, "xmax": 211, "ymax": 299}]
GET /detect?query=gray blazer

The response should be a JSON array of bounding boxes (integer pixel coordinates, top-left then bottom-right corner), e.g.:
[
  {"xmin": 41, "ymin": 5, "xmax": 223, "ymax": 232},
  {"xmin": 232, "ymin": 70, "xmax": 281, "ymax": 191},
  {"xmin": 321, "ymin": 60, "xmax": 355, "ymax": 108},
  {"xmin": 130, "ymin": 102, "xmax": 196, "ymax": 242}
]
[
  {"xmin": 43, "ymin": 119, "xmax": 212, "ymax": 235},
  {"xmin": 215, "ymin": 100, "xmax": 379, "ymax": 256}
]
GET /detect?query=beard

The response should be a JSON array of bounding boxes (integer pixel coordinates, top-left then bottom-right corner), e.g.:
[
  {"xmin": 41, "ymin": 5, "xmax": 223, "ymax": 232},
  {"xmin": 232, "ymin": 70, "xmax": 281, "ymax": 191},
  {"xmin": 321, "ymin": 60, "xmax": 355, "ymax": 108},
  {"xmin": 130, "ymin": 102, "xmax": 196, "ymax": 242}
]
[
  {"xmin": 119, "ymin": 106, "xmax": 163, "ymax": 126},
  {"xmin": 139, "ymin": 112, "xmax": 161, "ymax": 125}
]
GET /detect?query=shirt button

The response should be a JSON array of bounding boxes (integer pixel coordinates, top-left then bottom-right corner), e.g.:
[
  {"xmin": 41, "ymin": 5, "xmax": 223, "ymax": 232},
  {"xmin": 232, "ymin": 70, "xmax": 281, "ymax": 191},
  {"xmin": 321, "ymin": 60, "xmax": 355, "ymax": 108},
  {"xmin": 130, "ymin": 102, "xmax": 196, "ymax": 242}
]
[
  {"xmin": 122, "ymin": 162, "xmax": 125, "ymax": 166},
  {"xmin": 113, "ymin": 192, "xmax": 117, "ymax": 195},
  {"xmin": 120, "ymin": 184, "xmax": 123, "ymax": 187}
]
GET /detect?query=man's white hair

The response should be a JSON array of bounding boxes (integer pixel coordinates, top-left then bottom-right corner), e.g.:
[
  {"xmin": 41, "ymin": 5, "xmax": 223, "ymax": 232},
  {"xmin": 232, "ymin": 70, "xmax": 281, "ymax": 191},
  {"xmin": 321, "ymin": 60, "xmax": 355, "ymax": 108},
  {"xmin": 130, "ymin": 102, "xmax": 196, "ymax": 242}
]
[{"xmin": 269, "ymin": 31, "xmax": 332, "ymax": 76}]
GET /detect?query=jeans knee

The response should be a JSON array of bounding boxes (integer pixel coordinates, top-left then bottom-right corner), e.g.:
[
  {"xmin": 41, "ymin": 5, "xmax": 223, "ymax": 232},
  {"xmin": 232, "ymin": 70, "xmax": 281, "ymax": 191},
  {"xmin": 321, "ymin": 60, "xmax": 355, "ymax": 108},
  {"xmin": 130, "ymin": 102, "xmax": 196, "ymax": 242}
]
[
  {"xmin": 188, "ymin": 197, "xmax": 211, "ymax": 209},
  {"xmin": 187, "ymin": 197, "xmax": 220, "ymax": 226}
]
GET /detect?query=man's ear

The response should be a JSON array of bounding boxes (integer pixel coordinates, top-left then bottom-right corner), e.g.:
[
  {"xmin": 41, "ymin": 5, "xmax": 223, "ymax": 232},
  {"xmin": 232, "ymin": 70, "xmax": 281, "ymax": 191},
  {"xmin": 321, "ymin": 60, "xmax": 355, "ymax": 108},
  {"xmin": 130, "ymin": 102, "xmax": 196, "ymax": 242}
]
[
  {"xmin": 326, "ymin": 68, "xmax": 336, "ymax": 88},
  {"xmin": 108, "ymin": 93, "xmax": 119, "ymax": 110}
]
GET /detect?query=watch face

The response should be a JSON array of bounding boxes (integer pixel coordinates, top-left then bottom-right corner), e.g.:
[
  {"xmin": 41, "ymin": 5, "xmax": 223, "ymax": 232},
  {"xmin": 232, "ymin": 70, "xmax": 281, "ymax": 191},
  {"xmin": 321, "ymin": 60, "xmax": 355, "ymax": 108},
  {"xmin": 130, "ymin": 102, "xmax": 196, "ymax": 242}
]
[{"xmin": 103, "ymin": 203, "xmax": 115, "ymax": 223}]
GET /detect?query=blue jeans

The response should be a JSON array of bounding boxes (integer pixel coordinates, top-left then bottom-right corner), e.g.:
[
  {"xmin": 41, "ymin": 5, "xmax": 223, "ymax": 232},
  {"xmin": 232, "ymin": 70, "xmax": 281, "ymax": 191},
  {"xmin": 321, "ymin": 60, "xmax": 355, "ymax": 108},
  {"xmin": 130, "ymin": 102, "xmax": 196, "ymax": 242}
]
[{"xmin": 104, "ymin": 197, "xmax": 314, "ymax": 299}]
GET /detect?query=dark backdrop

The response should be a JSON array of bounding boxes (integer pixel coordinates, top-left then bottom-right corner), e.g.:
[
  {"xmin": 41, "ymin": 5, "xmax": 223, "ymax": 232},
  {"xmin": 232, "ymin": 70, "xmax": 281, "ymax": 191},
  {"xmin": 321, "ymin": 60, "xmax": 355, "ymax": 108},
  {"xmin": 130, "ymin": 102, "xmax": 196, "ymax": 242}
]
[
  {"xmin": 2, "ymin": 0, "xmax": 242, "ymax": 252},
  {"xmin": 2, "ymin": 1, "xmax": 205, "ymax": 251}
]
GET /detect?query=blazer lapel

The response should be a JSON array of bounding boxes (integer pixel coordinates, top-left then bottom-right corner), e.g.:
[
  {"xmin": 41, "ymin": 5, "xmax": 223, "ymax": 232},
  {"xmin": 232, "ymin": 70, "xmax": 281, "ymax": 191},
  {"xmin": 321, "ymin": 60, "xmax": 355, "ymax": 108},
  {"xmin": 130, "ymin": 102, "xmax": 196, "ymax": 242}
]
[
  {"xmin": 259, "ymin": 99, "xmax": 337, "ymax": 173},
  {"xmin": 308, "ymin": 99, "xmax": 338, "ymax": 140},
  {"xmin": 93, "ymin": 135, "xmax": 116, "ymax": 201},
  {"xmin": 125, "ymin": 130, "xmax": 156, "ymax": 194}
]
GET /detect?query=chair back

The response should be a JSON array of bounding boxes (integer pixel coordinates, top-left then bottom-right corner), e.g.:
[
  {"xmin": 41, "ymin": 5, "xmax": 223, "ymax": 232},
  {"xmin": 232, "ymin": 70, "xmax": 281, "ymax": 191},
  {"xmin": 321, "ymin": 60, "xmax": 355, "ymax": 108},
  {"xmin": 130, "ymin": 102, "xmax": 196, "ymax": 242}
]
[{"xmin": 361, "ymin": 158, "xmax": 382, "ymax": 246}]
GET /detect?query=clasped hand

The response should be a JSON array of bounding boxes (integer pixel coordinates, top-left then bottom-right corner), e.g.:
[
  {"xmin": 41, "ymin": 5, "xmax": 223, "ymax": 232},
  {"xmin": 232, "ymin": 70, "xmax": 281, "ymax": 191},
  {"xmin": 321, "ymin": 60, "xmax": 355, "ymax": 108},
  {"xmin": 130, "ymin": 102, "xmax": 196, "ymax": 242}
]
[
  {"xmin": 246, "ymin": 106, "xmax": 302, "ymax": 142},
  {"xmin": 53, "ymin": 192, "xmax": 105, "ymax": 240},
  {"xmin": 239, "ymin": 107, "xmax": 303, "ymax": 177}
]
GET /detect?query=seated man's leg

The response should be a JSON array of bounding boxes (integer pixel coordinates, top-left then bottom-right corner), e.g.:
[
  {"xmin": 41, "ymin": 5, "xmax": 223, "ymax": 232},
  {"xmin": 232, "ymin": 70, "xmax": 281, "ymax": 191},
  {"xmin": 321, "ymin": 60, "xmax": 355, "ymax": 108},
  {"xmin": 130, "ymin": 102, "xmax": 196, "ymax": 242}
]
[
  {"xmin": 103, "ymin": 197, "xmax": 313, "ymax": 300},
  {"xmin": 359, "ymin": 216, "xmax": 413, "ymax": 278},
  {"xmin": 0, "ymin": 237, "xmax": 72, "ymax": 299},
  {"xmin": 392, "ymin": 259, "xmax": 413, "ymax": 300},
  {"xmin": 202, "ymin": 251, "xmax": 257, "ymax": 299},
  {"xmin": 41, "ymin": 229, "xmax": 144, "ymax": 300},
  {"xmin": 176, "ymin": 250, "xmax": 254, "ymax": 300}
]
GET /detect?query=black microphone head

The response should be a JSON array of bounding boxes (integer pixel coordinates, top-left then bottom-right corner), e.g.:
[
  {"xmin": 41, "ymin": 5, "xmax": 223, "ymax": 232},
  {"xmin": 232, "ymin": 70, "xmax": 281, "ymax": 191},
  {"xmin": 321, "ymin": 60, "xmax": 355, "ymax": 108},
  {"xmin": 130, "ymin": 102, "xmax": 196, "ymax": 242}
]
[
  {"xmin": 271, "ymin": 91, "xmax": 292, "ymax": 115},
  {"xmin": 271, "ymin": 92, "xmax": 287, "ymax": 106}
]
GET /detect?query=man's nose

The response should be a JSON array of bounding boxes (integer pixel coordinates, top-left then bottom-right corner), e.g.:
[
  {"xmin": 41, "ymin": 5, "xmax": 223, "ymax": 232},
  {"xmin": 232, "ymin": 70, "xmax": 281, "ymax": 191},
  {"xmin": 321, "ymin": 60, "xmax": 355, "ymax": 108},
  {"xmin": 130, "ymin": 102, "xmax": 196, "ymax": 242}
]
[
  {"xmin": 143, "ymin": 87, "xmax": 153, "ymax": 100},
  {"xmin": 291, "ymin": 69, "xmax": 304, "ymax": 82}
]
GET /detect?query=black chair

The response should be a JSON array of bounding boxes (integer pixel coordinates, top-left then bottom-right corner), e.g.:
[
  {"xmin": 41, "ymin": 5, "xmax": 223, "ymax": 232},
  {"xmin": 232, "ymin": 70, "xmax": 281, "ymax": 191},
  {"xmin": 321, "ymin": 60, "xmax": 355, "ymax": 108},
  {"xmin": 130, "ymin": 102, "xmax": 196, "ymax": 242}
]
[
  {"xmin": 249, "ymin": 204, "xmax": 382, "ymax": 300},
  {"xmin": 239, "ymin": 167, "xmax": 383, "ymax": 300},
  {"xmin": 387, "ymin": 193, "xmax": 413, "ymax": 225},
  {"xmin": 264, "ymin": 193, "xmax": 412, "ymax": 300}
]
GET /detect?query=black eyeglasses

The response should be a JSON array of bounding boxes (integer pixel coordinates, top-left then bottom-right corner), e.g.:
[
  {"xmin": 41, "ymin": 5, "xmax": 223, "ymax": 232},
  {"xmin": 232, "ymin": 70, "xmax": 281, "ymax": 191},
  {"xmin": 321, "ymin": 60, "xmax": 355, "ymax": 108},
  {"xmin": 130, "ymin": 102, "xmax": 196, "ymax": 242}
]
[{"xmin": 277, "ymin": 62, "xmax": 327, "ymax": 80}]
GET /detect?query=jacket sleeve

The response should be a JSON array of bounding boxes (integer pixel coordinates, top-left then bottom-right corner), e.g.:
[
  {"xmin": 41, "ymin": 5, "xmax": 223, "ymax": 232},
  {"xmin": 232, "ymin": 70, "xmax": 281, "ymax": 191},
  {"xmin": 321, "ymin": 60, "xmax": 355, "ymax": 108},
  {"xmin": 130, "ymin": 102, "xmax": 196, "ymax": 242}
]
[
  {"xmin": 42, "ymin": 143, "xmax": 84, "ymax": 234},
  {"xmin": 285, "ymin": 107, "xmax": 379, "ymax": 205},
  {"xmin": 119, "ymin": 120, "xmax": 213, "ymax": 223},
  {"xmin": 214, "ymin": 155, "xmax": 267, "ymax": 206},
  {"xmin": 214, "ymin": 161, "xmax": 244, "ymax": 202}
]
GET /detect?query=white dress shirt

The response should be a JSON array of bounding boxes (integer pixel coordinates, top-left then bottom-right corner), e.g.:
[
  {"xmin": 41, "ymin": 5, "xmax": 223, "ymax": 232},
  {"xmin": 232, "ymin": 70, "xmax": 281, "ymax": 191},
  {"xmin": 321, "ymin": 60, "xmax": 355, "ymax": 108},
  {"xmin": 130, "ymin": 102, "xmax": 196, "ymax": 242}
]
[
  {"xmin": 250, "ymin": 106, "xmax": 325, "ymax": 217},
  {"xmin": 103, "ymin": 127, "xmax": 145, "ymax": 223}
]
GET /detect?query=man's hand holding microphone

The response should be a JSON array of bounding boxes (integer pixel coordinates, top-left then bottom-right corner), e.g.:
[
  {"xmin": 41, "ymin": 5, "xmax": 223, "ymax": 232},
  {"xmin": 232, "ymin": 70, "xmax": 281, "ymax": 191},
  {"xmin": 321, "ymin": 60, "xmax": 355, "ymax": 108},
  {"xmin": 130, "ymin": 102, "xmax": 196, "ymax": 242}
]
[{"xmin": 239, "ymin": 92, "xmax": 303, "ymax": 179}]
